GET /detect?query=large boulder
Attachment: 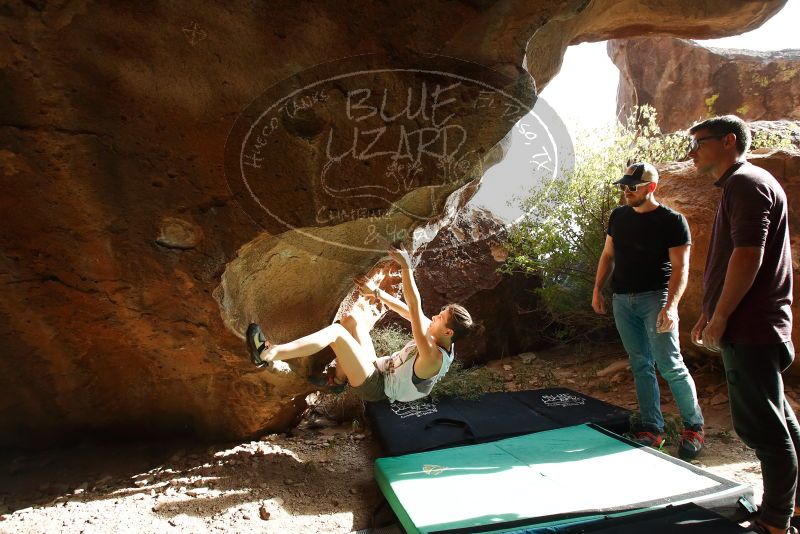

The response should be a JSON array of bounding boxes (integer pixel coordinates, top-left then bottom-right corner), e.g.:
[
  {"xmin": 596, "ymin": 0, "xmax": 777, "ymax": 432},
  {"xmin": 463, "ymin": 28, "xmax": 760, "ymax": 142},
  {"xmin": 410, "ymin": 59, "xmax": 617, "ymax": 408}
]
[
  {"xmin": 608, "ymin": 37, "xmax": 800, "ymax": 133},
  {"xmin": 657, "ymin": 147, "xmax": 800, "ymax": 362},
  {"xmin": 0, "ymin": 0, "xmax": 788, "ymax": 447},
  {"xmin": 410, "ymin": 207, "xmax": 545, "ymax": 366}
]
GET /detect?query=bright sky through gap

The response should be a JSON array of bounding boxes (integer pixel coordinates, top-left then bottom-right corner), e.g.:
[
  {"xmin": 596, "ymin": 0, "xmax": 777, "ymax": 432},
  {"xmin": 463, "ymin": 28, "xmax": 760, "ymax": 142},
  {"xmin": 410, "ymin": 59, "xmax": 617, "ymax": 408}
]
[
  {"xmin": 540, "ymin": 0, "xmax": 800, "ymax": 139},
  {"xmin": 471, "ymin": 0, "xmax": 799, "ymax": 221}
]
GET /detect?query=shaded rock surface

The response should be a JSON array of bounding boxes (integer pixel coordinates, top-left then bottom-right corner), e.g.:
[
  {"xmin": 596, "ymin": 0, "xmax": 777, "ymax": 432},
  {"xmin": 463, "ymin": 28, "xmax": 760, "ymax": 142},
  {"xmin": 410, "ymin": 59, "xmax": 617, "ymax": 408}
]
[
  {"xmin": 609, "ymin": 37, "xmax": 800, "ymax": 133},
  {"xmin": 0, "ymin": 0, "xmax": 788, "ymax": 447},
  {"xmin": 657, "ymin": 147, "xmax": 800, "ymax": 364},
  {"xmin": 411, "ymin": 207, "xmax": 546, "ymax": 366},
  {"xmin": 156, "ymin": 217, "xmax": 203, "ymax": 250}
]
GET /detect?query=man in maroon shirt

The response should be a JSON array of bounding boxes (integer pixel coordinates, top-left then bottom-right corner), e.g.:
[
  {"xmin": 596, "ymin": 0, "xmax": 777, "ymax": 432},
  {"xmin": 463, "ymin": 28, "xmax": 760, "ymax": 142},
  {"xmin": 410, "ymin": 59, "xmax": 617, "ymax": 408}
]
[{"xmin": 689, "ymin": 115, "xmax": 799, "ymax": 534}]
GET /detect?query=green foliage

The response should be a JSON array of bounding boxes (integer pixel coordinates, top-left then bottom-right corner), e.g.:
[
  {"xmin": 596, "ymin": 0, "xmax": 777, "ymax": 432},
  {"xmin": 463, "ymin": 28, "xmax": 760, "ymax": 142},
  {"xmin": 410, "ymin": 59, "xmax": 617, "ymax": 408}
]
[
  {"xmin": 431, "ymin": 361, "xmax": 505, "ymax": 400},
  {"xmin": 501, "ymin": 105, "xmax": 791, "ymax": 343},
  {"xmin": 503, "ymin": 106, "xmax": 684, "ymax": 341},
  {"xmin": 371, "ymin": 324, "xmax": 410, "ymax": 356},
  {"xmin": 751, "ymin": 128, "xmax": 793, "ymax": 151}
]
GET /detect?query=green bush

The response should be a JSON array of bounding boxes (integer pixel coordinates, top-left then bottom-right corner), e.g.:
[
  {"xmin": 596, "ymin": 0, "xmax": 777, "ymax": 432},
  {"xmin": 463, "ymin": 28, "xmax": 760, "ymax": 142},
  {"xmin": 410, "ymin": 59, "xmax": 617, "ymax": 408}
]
[
  {"xmin": 371, "ymin": 324, "xmax": 410, "ymax": 356},
  {"xmin": 431, "ymin": 360, "xmax": 505, "ymax": 400},
  {"xmin": 502, "ymin": 106, "xmax": 675, "ymax": 341},
  {"xmin": 501, "ymin": 106, "xmax": 790, "ymax": 343},
  {"xmin": 750, "ymin": 127, "xmax": 794, "ymax": 151}
]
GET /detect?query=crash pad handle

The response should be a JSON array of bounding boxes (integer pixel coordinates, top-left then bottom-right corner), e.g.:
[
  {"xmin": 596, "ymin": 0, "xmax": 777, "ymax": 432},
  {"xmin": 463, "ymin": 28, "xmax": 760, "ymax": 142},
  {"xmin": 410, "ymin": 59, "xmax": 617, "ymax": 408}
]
[{"xmin": 424, "ymin": 417, "xmax": 475, "ymax": 438}]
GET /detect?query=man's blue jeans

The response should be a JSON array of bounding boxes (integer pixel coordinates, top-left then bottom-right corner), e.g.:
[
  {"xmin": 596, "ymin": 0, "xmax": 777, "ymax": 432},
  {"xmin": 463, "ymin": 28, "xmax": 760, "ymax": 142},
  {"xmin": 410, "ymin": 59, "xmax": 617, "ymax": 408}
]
[{"xmin": 612, "ymin": 289, "xmax": 704, "ymax": 432}]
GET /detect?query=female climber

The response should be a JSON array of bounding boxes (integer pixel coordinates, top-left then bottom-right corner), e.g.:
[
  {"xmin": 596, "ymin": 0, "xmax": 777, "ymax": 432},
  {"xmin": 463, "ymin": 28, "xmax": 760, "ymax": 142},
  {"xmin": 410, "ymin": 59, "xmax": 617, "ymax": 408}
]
[{"xmin": 245, "ymin": 244, "xmax": 476, "ymax": 402}]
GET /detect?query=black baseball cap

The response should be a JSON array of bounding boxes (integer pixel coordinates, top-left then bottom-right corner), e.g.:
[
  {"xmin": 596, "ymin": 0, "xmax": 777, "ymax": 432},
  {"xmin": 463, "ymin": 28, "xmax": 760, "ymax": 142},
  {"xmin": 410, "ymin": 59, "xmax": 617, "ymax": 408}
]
[{"xmin": 614, "ymin": 162, "xmax": 659, "ymax": 187}]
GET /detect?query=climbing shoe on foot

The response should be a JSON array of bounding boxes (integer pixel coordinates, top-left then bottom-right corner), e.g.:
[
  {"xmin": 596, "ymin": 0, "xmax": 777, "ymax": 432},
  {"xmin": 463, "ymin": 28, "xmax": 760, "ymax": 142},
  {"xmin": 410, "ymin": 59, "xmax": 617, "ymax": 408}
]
[{"xmin": 246, "ymin": 323, "xmax": 270, "ymax": 369}]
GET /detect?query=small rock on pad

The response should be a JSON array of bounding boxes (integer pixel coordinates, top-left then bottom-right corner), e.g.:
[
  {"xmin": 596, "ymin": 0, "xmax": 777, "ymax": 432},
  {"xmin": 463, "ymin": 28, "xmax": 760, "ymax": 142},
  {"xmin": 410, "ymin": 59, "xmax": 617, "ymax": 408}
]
[{"xmin": 259, "ymin": 505, "xmax": 271, "ymax": 520}]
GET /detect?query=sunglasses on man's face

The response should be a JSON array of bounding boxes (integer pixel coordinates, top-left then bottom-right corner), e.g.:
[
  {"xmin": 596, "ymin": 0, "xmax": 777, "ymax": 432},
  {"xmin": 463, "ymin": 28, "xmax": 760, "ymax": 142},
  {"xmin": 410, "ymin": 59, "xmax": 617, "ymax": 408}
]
[
  {"xmin": 616, "ymin": 183, "xmax": 649, "ymax": 193},
  {"xmin": 687, "ymin": 134, "xmax": 725, "ymax": 153}
]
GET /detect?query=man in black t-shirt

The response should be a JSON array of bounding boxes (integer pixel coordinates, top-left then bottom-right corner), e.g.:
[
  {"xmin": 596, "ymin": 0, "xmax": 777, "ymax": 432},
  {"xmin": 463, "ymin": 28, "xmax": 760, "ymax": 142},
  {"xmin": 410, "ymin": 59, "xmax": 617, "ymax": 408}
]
[{"xmin": 593, "ymin": 162, "xmax": 705, "ymax": 460}]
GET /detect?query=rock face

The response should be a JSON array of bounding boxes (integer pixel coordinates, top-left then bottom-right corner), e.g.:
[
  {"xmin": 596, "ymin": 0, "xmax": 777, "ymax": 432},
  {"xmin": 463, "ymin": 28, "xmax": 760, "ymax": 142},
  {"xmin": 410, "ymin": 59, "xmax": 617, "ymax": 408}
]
[
  {"xmin": 656, "ymin": 148, "xmax": 800, "ymax": 361},
  {"xmin": 609, "ymin": 37, "xmax": 800, "ymax": 133},
  {"xmin": 0, "ymin": 0, "xmax": 788, "ymax": 447},
  {"xmin": 411, "ymin": 208, "xmax": 545, "ymax": 366}
]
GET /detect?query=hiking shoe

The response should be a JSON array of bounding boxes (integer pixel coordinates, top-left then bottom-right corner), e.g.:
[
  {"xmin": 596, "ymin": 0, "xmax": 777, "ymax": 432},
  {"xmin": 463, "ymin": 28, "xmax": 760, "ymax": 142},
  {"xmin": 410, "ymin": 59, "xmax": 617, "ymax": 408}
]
[
  {"xmin": 246, "ymin": 323, "xmax": 270, "ymax": 369},
  {"xmin": 632, "ymin": 430, "xmax": 665, "ymax": 450},
  {"xmin": 678, "ymin": 426, "xmax": 705, "ymax": 460}
]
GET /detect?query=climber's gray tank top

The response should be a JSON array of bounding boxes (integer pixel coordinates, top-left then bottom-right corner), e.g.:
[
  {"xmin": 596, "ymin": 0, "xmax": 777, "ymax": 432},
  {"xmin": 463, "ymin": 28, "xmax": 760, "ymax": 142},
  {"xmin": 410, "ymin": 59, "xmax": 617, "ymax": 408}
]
[{"xmin": 374, "ymin": 340, "xmax": 454, "ymax": 403}]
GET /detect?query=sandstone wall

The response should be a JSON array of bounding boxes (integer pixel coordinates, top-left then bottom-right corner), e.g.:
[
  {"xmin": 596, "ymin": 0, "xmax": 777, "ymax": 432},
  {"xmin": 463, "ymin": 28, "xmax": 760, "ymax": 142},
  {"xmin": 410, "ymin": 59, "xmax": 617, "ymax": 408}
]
[
  {"xmin": 609, "ymin": 37, "xmax": 800, "ymax": 133},
  {"xmin": 0, "ymin": 0, "xmax": 787, "ymax": 446}
]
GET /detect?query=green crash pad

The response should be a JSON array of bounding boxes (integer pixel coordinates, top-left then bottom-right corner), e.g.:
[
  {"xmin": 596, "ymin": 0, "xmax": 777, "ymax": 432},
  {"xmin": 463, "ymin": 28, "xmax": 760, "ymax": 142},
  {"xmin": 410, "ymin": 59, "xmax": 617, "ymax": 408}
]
[{"xmin": 374, "ymin": 424, "xmax": 750, "ymax": 534}]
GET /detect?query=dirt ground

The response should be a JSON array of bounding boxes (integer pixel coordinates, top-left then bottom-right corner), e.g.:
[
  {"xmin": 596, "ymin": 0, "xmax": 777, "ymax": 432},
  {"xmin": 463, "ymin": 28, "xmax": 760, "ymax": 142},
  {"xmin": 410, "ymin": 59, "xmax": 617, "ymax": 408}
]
[{"xmin": 1, "ymin": 344, "xmax": 795, "ymax": 533}]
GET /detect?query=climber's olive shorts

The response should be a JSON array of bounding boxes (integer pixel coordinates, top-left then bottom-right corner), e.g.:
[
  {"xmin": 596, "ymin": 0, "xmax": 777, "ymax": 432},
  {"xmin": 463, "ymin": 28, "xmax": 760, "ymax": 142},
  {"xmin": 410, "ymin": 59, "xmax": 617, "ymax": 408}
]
[{"xmin": 352, "ymin": 368, "xmax": 387, "ymax": 402}]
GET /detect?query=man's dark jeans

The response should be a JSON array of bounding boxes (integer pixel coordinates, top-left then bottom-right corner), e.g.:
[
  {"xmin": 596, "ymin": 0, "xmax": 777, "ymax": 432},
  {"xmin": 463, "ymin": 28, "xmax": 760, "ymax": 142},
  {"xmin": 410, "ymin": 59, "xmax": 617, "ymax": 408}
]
[{"xmin": 722, "ymin": 341, "xmax": 800, "ymax": 529}]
